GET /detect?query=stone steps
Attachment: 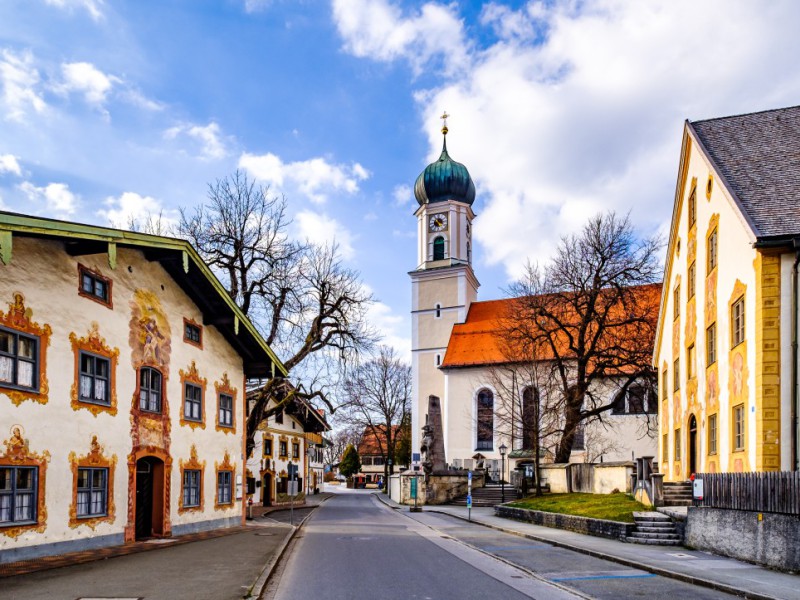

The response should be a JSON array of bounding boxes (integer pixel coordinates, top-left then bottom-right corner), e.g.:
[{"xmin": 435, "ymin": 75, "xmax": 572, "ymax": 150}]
[
  {"xmin": 449, "ymin": 485, "xmax": 511, "ymax": 507},
  {"xmin": 662, "ymin": 482, "xmax": 694, "ymax": 507},
  {"xmin": 623, "ymin": 511, "xmax": 683, "ymax": 546}
]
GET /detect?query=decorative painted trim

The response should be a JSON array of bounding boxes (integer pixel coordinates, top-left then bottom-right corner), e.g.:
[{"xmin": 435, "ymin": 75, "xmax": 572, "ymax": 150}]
[
  {"xmin": 705, "ymin": 174, "xmax": 714, "ymax": 200},
  {"xmin": 69, "ymin": 322, "xmax": 119, "ymax": 417},
  {"xmin": 179, "ymin": 361, "xmax": 207, "ymax": 430},
  {"xmin": 124, "ymin": 446, "xmax": 172, "ymax": 542},
  {"xmin": 214, "ymin": 372, "xmax": 237, "ymax": 434},
  {"xmin": 727, "ymin": 279, "xmax": 750, "ymax": 473},
  {"xmin": 178, "ymin": 445, "xmax": 205, "ymax": 514},
  {"xmin": 68, "ymin": 435, "xmax": 117, "ymax": 530},
  {"xmin": 214, "ymin": 451, "xmax": 235, "ymax": 510},
  {"xmin": 77, "ymin": 263, "xmax": 113, "ymax": 309},
  {"xmin": 262, "ymin": 433, "xmax": 273, "ymax": 457},
  {"xmin": 0, "ymin": 293, "xmax": 51, "ymax": 406},
  {"xmin": 182, "ymin": 317, "xmax": 203, "ymax": 350},
  {"xmin": 0, "ymin": 426, "xmax": 49, "ymax": 539}
]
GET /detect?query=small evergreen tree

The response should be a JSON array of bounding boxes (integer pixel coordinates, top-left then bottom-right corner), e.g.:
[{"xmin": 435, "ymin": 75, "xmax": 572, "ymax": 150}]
[{"xmin": 339, "ymin": 444, "xmax": 361, "ymax": 478}]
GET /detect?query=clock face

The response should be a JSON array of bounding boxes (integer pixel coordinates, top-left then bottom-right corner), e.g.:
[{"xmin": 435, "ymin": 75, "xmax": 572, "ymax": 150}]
[{"xmin": 429, "ymin": 213, "xmax": 448, "ymax": 232}]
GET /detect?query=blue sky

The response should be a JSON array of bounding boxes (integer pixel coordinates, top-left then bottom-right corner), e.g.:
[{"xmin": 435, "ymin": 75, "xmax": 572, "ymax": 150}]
[{"xmin": 2, "ymin": 0, "xmax": 800, "ymax": 359}]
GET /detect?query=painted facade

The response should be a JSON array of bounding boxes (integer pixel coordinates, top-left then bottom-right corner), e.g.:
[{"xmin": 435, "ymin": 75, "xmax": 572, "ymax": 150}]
[
  {"xmin": 0, "ymin": 213, "xmax": 284, "ymax": 563},
  {"xmin": 655, "ymin": 106, "xmax": 800, "ymax": 480},
  {"xmin": 246, "ymin": 398, "xmax": 329, "ymax": 507},
  {"xmin": 410, "ymin": 129, "xmax": 658, "ymax": 483}
]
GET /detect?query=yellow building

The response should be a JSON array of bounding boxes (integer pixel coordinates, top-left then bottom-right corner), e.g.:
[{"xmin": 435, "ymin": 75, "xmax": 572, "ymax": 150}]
[
  {"xmin": 0, "ymin": 211, "xmax": 285, "ymax": 563},
  {"xmin": 656, "ymin": 106, "xmax": 800, "ymax": 480}
]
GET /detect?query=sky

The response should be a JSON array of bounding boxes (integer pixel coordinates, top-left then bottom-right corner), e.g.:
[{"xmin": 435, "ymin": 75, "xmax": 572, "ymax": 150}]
[{"xmin": 2, "ymin": 0, "xmax": 800, "ymax": 361}]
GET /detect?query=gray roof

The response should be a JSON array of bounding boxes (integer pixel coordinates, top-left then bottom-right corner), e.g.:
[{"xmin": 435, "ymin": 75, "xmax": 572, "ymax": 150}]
[{"xmin": 689, "ymin": 105, "xmax": 800, "ymax": 240}]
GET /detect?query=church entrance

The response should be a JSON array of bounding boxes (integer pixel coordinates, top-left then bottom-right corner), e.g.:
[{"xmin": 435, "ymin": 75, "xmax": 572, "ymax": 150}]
[
  {"xmin": 135, "ymin": 456, "xmax": 165, "ymax": 540},
  {"xmin": 688, "ymin": 415, "xmax": 698, "ymax": 478}
]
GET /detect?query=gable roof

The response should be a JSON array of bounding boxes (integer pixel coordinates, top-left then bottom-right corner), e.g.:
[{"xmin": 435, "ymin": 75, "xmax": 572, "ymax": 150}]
[
  {"xmin": 689, "ymin": 105, "xmax": 800, "ymax": 240},
  {"xmin": 441, "ymin": 283, "xmax": 661, "ymax": 370},
  {"xmin": 358, "ymin": 426, "xmax": 403, "ymax": 456},
  {"xmin": 0, "ymin": 210, "xmax": 286, "ymax": 378}
]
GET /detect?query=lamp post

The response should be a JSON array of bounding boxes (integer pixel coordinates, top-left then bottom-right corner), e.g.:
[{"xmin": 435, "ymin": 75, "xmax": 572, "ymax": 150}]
[{"xmin": 499, "ymin": 442, "xmax": 507, "ymax": 504}]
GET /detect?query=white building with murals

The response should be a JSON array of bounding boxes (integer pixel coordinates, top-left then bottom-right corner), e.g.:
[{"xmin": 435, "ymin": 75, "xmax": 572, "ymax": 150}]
[{"xmin": 0, "ymin": 212, "xmax": 285, "ymax": 563}]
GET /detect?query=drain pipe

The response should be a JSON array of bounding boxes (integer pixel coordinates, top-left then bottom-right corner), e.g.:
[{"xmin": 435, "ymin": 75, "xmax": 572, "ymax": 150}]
[{"xmin": 792, "ymin": 243, "xmax": 800, "ymax": 471}]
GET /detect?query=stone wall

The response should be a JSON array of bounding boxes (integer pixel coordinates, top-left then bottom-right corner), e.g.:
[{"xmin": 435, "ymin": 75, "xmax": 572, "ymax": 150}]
[
  {"xmin": 496, "ymin": 506, "xmax": 635, "ymax": 540},
  {"xmin": 537, "ymin": 463, "xmax": 633, "ymax": 495},
  {"xmin": 685, "ymin": 507, "xmax": 800, "ymax": 571},
  {"xmin": 396, "ymin": 470, "xmax": 483, "ymax": 505}
]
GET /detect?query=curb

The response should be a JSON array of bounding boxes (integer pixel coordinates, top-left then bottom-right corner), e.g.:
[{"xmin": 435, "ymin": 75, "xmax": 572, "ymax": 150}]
[
  {"xmin": 245, "ymin": 495, "xmax": 332, "ymax": 599},
  {"xmin": 425, "ymin": 509, "xmax": 780, "ymax": 600}
]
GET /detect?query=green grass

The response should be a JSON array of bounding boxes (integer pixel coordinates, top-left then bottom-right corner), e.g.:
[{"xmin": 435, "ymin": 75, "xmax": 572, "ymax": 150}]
[{"xmin": 507, "ymin": 493, "xmax": 648, "ymax": 523}]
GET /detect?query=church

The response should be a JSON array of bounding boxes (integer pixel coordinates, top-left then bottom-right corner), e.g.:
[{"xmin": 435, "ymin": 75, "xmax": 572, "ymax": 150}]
[{"xmin": 409, "ymin": 119, "xmax": 659, "ymax": 483}]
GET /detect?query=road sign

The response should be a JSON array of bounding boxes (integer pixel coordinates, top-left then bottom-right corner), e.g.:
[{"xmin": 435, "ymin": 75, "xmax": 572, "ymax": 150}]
[
  {"xmin": 466, "ymin": 494, "xmax": 472, "ymax": 508},
  {"xmin": 410, "ymin": 477, "xmax": 418, "ymax": 499},
  {"xmin": 468, "ymin": 471, "xmax": 472, "ymax": 481},
  {"xmin": 412, "ymin": 453, "xmax": 420, "ymax": 462}
]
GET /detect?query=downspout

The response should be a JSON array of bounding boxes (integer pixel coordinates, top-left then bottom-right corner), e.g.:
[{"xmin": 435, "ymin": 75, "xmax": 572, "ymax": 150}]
[{"xmin": 792, "ymin": 243, "xmax": 800, "ymax": 471}]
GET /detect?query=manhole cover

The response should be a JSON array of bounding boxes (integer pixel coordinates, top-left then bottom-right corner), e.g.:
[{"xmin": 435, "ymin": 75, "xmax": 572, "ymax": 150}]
[{"xmin": 668, "ymin": 553, "xmax": 694, "ymax": 559}]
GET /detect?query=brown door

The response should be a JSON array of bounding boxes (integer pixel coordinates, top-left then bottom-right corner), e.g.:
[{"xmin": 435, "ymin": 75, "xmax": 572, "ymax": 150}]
[
  {"xmin": 262, "ymin": 474, "xmax": 272, "ymax": 506},
  {"xmin": 688, "ymin": 415, "xmax": 698, "ymax": 478},
  {"xmin": 135, "ymin": 456, "xmax": 165, "ymax": 539}
]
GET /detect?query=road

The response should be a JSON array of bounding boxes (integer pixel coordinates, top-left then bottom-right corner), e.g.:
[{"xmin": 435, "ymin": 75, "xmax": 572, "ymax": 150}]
[{"xmin": 265, "ymin": 490, "xmax": 738, "ymax": 600}]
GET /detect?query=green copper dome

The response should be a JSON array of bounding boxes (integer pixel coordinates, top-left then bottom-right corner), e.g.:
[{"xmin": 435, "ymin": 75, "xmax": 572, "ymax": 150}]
[{"xmin": 414, "ymin": 136, "xmax": 476, "ymax": 206}]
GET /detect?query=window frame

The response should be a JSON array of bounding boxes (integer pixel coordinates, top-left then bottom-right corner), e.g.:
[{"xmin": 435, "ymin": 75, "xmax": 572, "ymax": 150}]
[
  {"xmin": 0, "ymin": 326, "xmax": 39, "ymax": 393},
  {"xmin": 183, "ymin": 318, "xmax": 203, "ymax": 349},
  {"xmin": 673, "ymin": 284, "xmax": 680, "ymax": 320},
  {"xmin": 279, "ymin": 441, "xmax": 288, "ymax": 458},
  {"xmin": 78, "ymin": 351, "xmax": 111, "ymax": 406},
  {"xmin": 77, "ymin": 264, "xmax": 112, "ymax": 308},
  {"xmin": 708, "ymin": 413, "xmax": 717, "ymax": 455},
  {"xmin": 475, "ymin": 388, "xmax": 494, "ymax": 451},
  {"xmin": 432, "ymin": 236, "xmax": 445, "ymax": 261},
  {"xmin": 292, "ymin": 442, "xmax": 300, "ymax": 460},
  {"xmin": 263, "ymin": 437, "xmax": 273, "ymax": 457},
  {"xmin": 138, "ymin": 367, "xmax": 163, "ymax": 414},
  {"xmin": 674, "ymin": 428, "xmax": 682, "ymax": 461},
  {"xmin": 687, "ymin": 344, "xmax": 696, "ymax": 380},
  {"xmin": 218, "ymin": 393, "xmax": 233, "ymax": 428},
  {"xmin": 0, "ymin": 465, "xmax": 38, "ymax": 526},
  {"xmin": 708, "ymin": 228, "xmax": 718, "ymax": 273},
  {"xmin": 76, "ymin": 466, "xmax": 108, "ymax": 519},
  {"xmin": 688, "ymin": 186, "xmax": 697, "ymax": 228},
  {"xmin": 662, "ymin": 433, "xmax": 668, "ymax": 464},
  {"xmin": 733, "ymin": 404, "xmax": 745, "ymax": 451},
  {"xmin": 216, "ymin": 470, "xmax": 233, "ymax": 505},
  {"xmin": 182, "ymin": 469, "xmax": 201, "ymax": 509},
  {"xmin": 688, "ymin": 261, "xmax": 696, "ymax": 299},
  {"xmin": 731, "ymin": 296, "xmax": 745, "ymax": 348},
  {"xmin": 673, "ymin": 358, "xmax": 680, "ymax": 392},
  {"xmin": 706, "ymin": 323, "xmax": 717, "ymax": 366},
  {"xmin": 183, "ymin": 382, "xmax": 203, "ymax": 423}
]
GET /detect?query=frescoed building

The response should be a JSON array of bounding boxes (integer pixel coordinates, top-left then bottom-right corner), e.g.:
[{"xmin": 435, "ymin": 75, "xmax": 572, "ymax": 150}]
[
  {"xmin": 0, "ymin": 211, "xmax": 285, "ymax": 563},
  {"xmin": 655, "ymin": 105, "xmax": 800, "ymax": 480},
  {"xmin": 247, "ymin": 394, "xmax": 329, "ymax": 506},
  {"xmin": 410, "ymin": 122, "xmax": 658, "ymax": 482}
]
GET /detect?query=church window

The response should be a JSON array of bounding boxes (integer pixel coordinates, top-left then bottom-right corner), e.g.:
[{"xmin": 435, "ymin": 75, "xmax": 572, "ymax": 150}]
[
  {"xmin": 433, "ymin": 236, "xmax": 445, "ymax": 261},
  {"xmin": 476, "ymin": 389, "xmax": 494, "ymax": 451},
  {"xmin": 435, "ymin": 304, "xmax": 441, "ymax": 318},
  {"xmin": 467, "ymin": 242, "xmax": 471, "ymax": 264},
  {"xmin": 521, "ymin": 386, "xmax": 539, "ymax": 450},
  {"xmin": 435, "ymin": 354, "xmax": 441, "ymax": 366}
]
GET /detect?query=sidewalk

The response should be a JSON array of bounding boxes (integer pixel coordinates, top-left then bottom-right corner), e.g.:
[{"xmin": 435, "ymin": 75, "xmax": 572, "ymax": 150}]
[
  {"xmin": 249, "ymin": 491, "xmax": 333, "ymax": 519},
  {"xmin": 376, "ymin": 494, "xmax": 800, "ymax": 600}
]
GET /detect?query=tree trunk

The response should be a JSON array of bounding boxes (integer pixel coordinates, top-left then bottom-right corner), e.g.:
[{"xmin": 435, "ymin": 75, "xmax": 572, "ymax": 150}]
[{"xmin": 555, "ymin": 401, "xmax": 582, "ymax": 463}]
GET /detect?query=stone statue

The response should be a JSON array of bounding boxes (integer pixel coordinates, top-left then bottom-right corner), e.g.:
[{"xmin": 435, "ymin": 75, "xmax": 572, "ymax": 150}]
[{"xmin": 420, "ymin": 417, "xmax": 434, "ymax": 476}]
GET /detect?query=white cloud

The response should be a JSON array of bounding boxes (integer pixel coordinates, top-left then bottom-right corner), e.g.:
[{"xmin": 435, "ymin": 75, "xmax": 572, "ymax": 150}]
[
  {"xmin": 0, "ymin": 155, "xmax": 22, "ymax": 177},
  {"xmin": 392, "ymin": 183, "xmax": 413, "ymax": 207},
  {"xmin": 406, "ymin": 1, "xmax": 800, "ymax": 279},
  {"xmin": 44, "ymin": 0, "xmax": 105, "ymax": 22},
  {"xmin": 97, "ymin": 191, "xmax": 178, "ymax": 230},
  {"xmin": 58, "ymin": 61, "xmax": 119, "ymax": 107},
  {"xmin": 0, "ymin": 49, "xmax": 47, "ymax": 121},
  {"xmin": 332, "ymin": 0, "xmax": 470, "ymax": 75},
  {"xmin": 243, "ymin": 0, "xmax": 271, "ymax": 13},
  {"xmin": 239, "ymin": 152, "xmax": 369, "ymax": 204},
  {"xmin": 295, "ymin": 210, "xmax": 355, "ymax": 259},
  {"xmin": 18, "ymin": 181, "xmax": 78, "ymax": 217},
  {"xmin": 164, "ymin": 121, "xmax": 228, "ymax": 160},
  {"xmin": 366, "ymin": 299, "xmax": 411, "ymax": 359}
]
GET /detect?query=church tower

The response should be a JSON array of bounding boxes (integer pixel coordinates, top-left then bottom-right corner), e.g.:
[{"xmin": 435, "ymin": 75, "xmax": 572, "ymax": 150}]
[{"xmin": 410, "ymin": 115, "xmax": 479, "ymax": 460}]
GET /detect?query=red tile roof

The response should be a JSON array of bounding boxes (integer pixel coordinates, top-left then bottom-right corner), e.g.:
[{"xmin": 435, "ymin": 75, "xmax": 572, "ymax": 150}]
[{"xmin": 441, "ymin": 283, "xmax": 661, "ymax": 369}]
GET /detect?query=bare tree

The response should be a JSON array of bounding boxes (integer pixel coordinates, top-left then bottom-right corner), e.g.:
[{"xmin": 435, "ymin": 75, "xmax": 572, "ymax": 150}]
[
  {"xmin": 340, "ymin": 346, "xmax": 411, "ymax": 485},
  {"xmin": 323, "ymin": 426, "xmax": 364, "ymax": 469},
  {"xmin": 506, "ymin": 211, "xmax": 661, "ymax": 463},
  {"xmin": 178, "ymin": 170, "xmax": 377, "ymax": 455}
]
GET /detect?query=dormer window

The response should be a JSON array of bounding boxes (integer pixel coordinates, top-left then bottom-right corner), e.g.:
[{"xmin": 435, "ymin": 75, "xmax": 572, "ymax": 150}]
[{"xmin": 433, "ymin": 236, "xmax": 445, "ymax": 261}]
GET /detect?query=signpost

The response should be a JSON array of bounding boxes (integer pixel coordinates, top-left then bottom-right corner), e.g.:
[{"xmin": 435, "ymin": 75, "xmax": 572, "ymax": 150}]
[
  {"xmin": 410, "ymin": 475, "xmax": 421, "ymax": 512},
  {"xmin": 467, "ymin": 470, "xmax": 473, "ymax": 521},
  {"xmin": 288, "ymin": 463, "xmax": 298, "ymax": 525}
]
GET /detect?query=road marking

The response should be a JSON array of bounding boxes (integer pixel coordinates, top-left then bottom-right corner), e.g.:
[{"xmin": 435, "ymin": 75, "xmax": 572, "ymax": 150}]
[{"xmin": 551, "ymin": 574, "xmax": 658, "ymax": 582}]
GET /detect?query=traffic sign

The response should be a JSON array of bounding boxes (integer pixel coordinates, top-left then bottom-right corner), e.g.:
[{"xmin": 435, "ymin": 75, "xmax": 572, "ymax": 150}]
[
  {"xmin": 466, "ymin": 494, "xmax": 472, "ymax": 508},
  {"xmin": 468, "ymin": 471, "xmax": 472, "ymax": 481}
]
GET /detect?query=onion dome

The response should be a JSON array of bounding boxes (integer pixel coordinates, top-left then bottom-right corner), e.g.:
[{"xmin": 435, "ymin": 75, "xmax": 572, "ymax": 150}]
[{"xmin": 414, "ymin": 117, "xmax": 475, "ymax": 206}]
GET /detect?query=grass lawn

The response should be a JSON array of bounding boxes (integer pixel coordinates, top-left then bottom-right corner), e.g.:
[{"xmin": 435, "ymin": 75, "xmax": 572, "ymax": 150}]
[{"xmin": 507, "ymin": 492, "xmax": 648, "ymax": 523}]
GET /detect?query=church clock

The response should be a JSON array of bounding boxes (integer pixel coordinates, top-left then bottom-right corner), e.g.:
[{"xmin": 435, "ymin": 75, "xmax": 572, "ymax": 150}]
[{"xmin": 429, "ymin": 213, "xmax": 448, "ymax": 232}]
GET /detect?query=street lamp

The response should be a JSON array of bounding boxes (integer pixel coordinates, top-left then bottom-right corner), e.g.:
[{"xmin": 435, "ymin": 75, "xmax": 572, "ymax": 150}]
[{"xmin": 499, "ymin": 442, "xmax": 507, "ymax": 504}]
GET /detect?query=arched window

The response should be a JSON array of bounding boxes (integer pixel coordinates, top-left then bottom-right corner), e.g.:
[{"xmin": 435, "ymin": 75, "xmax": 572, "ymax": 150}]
[
  {"xmin": 467, "ymin": 241, "xmax": 471, "ymax": 264},
  {"xmin": 476, "ymin": 389, "xmax": 494, "ymax": 450},
  {"xmin": 139, "ymin": 367, "xmax": 162, "ymax": 413},
  {"xmin": 435, "ymin": 303, "xmax": 441, "ymax": 318},
  {"xmin": 433, "ymin": 236, "xmax": 445, "ymax": 261},
  {"xmin": 521, "ymin": 386, "xmax": 539, "ymax": 450}
]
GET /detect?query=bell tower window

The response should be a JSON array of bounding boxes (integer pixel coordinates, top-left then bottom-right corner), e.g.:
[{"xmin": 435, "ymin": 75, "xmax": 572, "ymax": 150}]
[{"xmin": 433, "ymin": 236, "xmax": 445, "ymax": 261}]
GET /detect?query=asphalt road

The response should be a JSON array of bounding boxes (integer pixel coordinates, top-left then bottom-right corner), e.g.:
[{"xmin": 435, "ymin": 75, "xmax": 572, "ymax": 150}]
[
  {"xmin": 265, "ymin": 491, "xmax": 582, "ymax": 600},
  {"xmin": 266, "ymin": 491, "xmax": 739, "ymax": 600}
]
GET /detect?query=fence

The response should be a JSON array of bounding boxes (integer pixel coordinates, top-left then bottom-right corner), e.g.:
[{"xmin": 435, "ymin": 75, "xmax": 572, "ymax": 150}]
[
  {"xmin": 568, "ymin": 463, "xmax": 594, "ymax": 493},
  {"xmin": 697, "ymin": 471, "xmax": 800, "ymax": 516}
]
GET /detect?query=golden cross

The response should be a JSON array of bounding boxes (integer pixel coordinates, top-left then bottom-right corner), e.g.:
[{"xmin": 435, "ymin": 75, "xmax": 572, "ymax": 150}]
[{"xmin": 440, "ymin": 111, "xmax": 449, "ymax": 135}]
